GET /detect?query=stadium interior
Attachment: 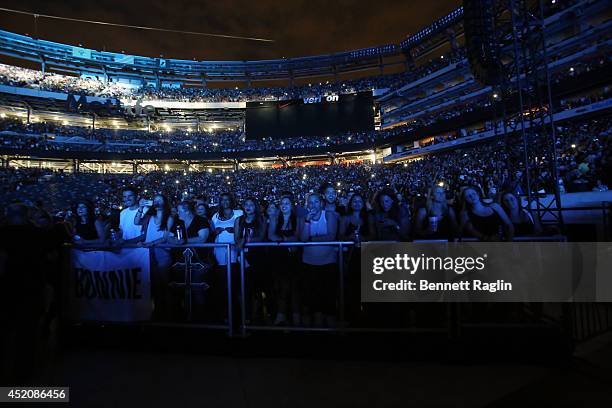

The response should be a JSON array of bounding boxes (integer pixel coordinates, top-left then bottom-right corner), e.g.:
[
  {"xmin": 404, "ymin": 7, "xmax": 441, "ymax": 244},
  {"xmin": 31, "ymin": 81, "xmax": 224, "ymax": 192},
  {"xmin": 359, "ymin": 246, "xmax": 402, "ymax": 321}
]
[{"xmin": 1, "ymin": 0, "xmax": 612, "ymax": 405}]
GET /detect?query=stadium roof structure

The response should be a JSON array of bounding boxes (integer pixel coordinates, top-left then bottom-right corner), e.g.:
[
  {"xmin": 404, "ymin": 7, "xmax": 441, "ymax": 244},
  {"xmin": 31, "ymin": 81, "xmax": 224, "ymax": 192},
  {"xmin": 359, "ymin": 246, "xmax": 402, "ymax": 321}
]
[{"xmin": 0, "ymin": 7, "xmax": 464, "ymax": 84}]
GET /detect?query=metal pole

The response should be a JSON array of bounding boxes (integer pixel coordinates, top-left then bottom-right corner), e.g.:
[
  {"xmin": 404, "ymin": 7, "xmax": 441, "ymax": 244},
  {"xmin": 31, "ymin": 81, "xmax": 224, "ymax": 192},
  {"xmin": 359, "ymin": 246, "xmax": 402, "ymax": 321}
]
[
  {"xmin": 184, "ymin": 250, "xmax": 192, "ymax": 322},
  {"xmin": 338, "ymin": 243, "xmax": 345, "ymax": 331},
  {"xmin": 240, "ymin": 249, "xmax": 247, "ymax": 337},
  {"xmin": 537, "ymin": 0, "xmax": 564, "ymax": 231},
  {"xmin": 509, "ymin": 0, "xmax": 533, "ymax": 209},
  {"xmin": 149, "ymin": 248, "xmax": 154, "ymax": 321},
  {"xmin": 226, "ymin": 244, "xmax": 233, "ymax": 337}
]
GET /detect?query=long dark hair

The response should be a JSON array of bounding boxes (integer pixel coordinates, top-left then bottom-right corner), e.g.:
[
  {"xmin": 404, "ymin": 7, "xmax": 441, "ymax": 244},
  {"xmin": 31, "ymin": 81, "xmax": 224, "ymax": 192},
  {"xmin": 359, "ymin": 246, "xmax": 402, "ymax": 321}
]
[
  {"xmin": 275, "ymin": 196, "xmax": 297, "ymax": 234},
  {"xmin": 374, "ymin": 188, "xmax": 400, "ymax": 222},
  {"xmin": 238, "ymin": 197, "xmax": 264, "ymax": 235},
  {"xmin": 146, "ymin": 194, "xmax": 171, "ymax": 231},
  {"xmin": 500, "ymin": 190, "xmax": 523, "ymax": 214},
  {"xmin": 75, "ymin": 199, "xmax": 96, "ymax": 226},
  {"xmin": 347, "ymin": 192, "xmax": 370, "ymax": 235},
  {"xmin": 460, "ymin": 185, "xmax": 484, "ymax": 213}
]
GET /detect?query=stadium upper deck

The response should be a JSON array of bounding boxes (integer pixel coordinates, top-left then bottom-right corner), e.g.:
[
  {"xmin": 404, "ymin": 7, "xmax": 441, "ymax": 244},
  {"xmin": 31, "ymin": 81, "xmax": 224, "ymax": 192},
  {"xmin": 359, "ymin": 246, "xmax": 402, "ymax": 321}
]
[{"xmin": 0, "ymin": 0, "xmax": 609, "ymax": 169}]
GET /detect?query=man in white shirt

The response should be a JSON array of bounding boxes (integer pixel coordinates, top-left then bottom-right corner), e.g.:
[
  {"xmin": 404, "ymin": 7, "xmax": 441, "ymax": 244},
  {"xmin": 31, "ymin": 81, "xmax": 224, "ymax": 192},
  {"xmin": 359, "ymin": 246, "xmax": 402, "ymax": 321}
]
[{"xmin": 118, "ymin": 187, "xmax": 144, "ymax": 243}]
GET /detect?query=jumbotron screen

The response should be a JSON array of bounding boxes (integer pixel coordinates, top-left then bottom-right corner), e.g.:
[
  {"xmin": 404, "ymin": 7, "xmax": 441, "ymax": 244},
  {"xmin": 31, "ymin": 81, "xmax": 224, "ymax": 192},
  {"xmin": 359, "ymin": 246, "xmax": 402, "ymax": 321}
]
[{"xmin": 245, "ymin": 91, "xmax": 374, "ymax": 140}]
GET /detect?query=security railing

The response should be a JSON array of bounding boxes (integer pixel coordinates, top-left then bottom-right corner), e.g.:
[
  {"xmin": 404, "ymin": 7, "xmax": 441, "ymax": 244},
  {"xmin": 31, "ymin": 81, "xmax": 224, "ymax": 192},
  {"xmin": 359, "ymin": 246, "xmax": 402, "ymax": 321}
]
[
  {"xmin": 66, "ymin": 243, "xmax": 235, "ymax": 336},
  {"xmin": 63, "ymin": 235, "xmax": 612, "ymax": 343},
  {"xmin": 238, "ymin": 241, "xmax": 353, "ymax": 337}
]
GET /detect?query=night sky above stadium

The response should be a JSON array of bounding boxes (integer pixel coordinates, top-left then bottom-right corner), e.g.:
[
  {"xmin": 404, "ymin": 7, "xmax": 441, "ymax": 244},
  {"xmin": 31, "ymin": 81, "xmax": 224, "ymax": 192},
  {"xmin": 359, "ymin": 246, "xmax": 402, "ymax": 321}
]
[{"xmin": 0, "ymin": 0, "xmax": 459, "ymax": 60}]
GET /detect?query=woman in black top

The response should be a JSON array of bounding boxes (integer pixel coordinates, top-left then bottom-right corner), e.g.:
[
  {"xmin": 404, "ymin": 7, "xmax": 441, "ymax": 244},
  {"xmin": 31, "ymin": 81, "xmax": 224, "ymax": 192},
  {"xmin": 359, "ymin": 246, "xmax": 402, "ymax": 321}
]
[
  {"xmin": 195, "ymin": 203, "xmax": 208, "ymax": 221},
  {"xmin": 175, "ymin": 201, "xmax": 210, "ymax": 244},
  {"xmin": 339, "ymin": 193, "xmax": 375, "ymax": 243},
  {"xmin": 460, "ymin": 186, "xmax": 514, "ymax": 241},
  {"xmin": 414, "ymin": 186, "xmax": 458, "ymax": 240},
  {"xmin": 268, "ymin": 197, "xmax": 300, "ymax": 325},
  {"xmin": 234, "ymin": 197, "xmax": 267, "ymax": 322},
  {"xmin": 72, "ymin": 200, "xmax": 106, "ymax": 245},
  {"xmin": 173, "ymin": 201, "xmax": 211, "ymax": 320},
  {"xmin": 500, "ymin": 191, "xmax": 542, "ymax": 237},
  {"xmin": 339, "ymin": 192, "xmax": 375, "ymax": 324},
  {"xmin": 373, "ymin": 188, "xmax": 411, "ymax": 241}
]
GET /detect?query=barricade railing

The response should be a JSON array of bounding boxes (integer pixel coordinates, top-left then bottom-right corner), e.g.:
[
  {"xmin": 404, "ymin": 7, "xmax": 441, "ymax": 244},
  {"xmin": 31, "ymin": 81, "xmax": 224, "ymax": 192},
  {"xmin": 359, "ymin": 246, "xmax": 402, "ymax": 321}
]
[
  {"xmin": 65, "ymin": 243, "xmax": 235, "ymax": 336},
  {"xmin": 64, "ymin": 235, "xmax": 612, "ymax": 343},
  {"xmin": 238, "ymin": 241, "xmax": 353, "ymax": 336}
]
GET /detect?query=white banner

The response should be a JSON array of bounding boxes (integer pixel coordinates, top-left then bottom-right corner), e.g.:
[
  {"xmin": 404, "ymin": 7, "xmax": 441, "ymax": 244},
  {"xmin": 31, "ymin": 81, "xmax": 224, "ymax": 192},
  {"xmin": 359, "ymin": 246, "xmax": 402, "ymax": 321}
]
[{"xmin": 69, "ymin": 248, "xmax": 151, "ymax": 322}]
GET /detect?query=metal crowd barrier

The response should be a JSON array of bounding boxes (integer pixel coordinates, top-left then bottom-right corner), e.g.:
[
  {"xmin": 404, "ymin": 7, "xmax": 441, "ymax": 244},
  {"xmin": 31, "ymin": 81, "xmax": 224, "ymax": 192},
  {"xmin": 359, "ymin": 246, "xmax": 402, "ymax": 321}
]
[
  {"xmin": 238, "ymin": 241, "xmax": 353, "ymax": 337},
  {"xmin": 66, "ymin": 243, "xmax": 235, "ymax": 336},
  {"xmin": 64, "ymin": 235, "xmax": 612, "ymax": 343}
]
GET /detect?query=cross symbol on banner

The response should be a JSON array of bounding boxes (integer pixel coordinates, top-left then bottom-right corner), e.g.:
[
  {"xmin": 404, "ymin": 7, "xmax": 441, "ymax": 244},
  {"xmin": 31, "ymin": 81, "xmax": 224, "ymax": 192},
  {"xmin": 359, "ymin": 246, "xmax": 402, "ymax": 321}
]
[{"xmin": 170, "ymin": 248, "xmax": 210, "ymax": 321}]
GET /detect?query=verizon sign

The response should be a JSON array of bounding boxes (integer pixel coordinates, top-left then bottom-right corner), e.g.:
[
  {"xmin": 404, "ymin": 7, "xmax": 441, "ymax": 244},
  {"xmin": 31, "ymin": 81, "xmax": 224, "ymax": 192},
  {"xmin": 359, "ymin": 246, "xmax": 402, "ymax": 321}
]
[{"xmin": 303, "ymin": 94, "xmax": 339, "ymax": 104}]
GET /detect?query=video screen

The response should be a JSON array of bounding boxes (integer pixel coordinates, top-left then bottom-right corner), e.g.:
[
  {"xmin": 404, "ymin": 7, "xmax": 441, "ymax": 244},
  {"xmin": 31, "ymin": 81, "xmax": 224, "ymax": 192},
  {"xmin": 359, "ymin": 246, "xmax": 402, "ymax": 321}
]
[{"xmin": 245, "ymin": 92, "xmax": 374, "ymax": 139}]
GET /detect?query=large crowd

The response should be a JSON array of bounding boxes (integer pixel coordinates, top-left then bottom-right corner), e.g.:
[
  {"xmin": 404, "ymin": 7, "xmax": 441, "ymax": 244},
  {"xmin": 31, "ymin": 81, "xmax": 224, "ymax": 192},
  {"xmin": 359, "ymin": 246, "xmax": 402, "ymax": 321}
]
[
  {"xmin": 1, "ymin": 113, "xmax": 608, "ymax": 334},
  {"xmin": 0, "ymin": 118, "xmax": 379, "ymax": 153},
  {"xmin": 2, "ymin": 114, "xmax": 609, "ymax": 218},
  {"xmin": 1, "ymin": 81, "xmax": 609, "ymax": 155},
  {"xmin": 0, "ymin": 48, "xmax": 467, "ymax": 103}
]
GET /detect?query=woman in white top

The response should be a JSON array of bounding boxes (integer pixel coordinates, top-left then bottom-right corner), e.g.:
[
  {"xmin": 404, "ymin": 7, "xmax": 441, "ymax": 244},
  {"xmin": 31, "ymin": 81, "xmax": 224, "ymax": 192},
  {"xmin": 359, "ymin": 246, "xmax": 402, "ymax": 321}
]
[
  {"xmin": 207, "ymin": 193, "xmax": 243, "ymax": 323},
  {"xmin": 296, "ymin": 193, "xmax": 338, "ymax": 327},
  {"xmin": 210, "ymin": 193, "xmax": 243, "ymax": 266},
  {"xmin": 134, "ymin": 194, "xmax": 175, "ymax": 319}
]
